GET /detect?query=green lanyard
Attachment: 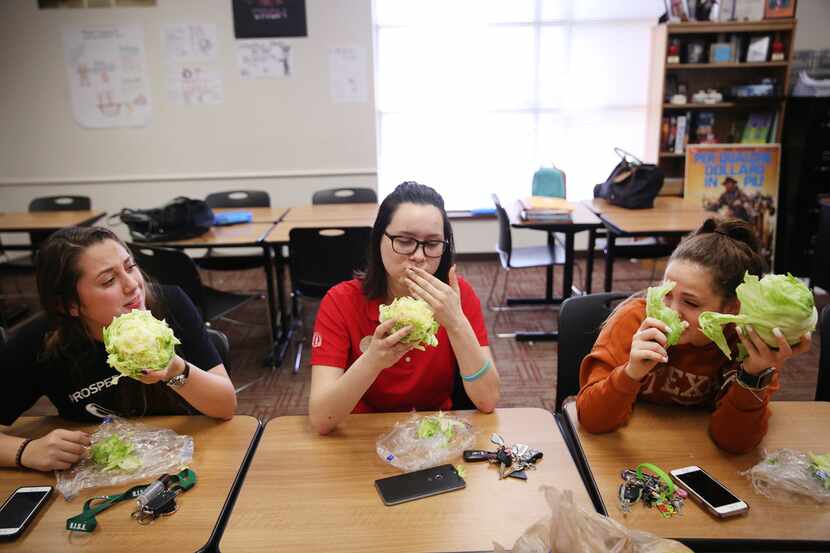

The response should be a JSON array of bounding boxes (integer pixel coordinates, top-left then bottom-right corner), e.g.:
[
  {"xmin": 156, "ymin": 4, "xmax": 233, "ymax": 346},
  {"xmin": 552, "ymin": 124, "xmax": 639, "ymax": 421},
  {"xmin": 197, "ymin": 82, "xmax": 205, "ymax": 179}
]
[{"xmin": 66, "ymin": 468, "xmax": 197, "ymax": 533}]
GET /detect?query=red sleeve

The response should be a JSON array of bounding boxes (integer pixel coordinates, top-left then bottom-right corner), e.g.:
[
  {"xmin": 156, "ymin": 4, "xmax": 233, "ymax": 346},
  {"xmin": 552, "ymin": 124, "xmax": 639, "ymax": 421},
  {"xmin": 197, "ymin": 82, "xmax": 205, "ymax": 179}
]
[
  {"xmin": 458, "ymin": 276, "xmax": 488, "ymax": 346},
  {"xmin": 310, "ymin": 286, "xmax": 353, "ymax": 369},
  {"xmin": 575, "ymin": 299, "xmax": 644, "ymax": 433},
  {"xmin": 708, "ymin": 370, "xmax": 779, "ymax": 453}
]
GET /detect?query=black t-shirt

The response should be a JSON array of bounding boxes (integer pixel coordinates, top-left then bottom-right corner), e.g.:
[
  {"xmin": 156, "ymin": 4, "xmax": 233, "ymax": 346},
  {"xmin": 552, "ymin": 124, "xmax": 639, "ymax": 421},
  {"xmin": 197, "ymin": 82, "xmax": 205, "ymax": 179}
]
[{"xmin": 0, "ymin": 285, "xmax": 222, "ymax": 425}]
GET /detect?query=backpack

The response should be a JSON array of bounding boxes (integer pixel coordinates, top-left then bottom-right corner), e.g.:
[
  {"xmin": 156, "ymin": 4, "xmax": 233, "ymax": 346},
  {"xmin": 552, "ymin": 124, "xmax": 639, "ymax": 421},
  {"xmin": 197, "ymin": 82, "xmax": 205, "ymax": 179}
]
[{"xmin": 115, "ymin": 197, "xmax": 215, "ymax": 242}]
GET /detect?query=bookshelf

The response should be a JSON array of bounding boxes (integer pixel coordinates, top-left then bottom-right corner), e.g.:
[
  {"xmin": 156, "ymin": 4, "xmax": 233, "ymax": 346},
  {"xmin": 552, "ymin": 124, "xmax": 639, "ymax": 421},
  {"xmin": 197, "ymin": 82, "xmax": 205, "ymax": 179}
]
[{"xmin": 645, "ymin": 19, "xmax": 797, "ymax": 195}]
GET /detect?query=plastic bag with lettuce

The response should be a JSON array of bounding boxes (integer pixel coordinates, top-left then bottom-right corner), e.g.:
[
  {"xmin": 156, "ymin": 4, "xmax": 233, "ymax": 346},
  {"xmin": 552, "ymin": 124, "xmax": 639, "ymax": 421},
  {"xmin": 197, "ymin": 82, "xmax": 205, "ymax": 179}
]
[
  {"xmin": 378, "ymin": 296, "xmax": 439, "ymax": 351},
  {"xmin": 376, "ymin": 412, "xmax": 475, "ymax": 472},
  {"xmin": 698, "ymin": 273, "xmax": 817, "ymax": 359},
  {"xmin": 56, "ymin": 417, "xmax": 193, "ymax": 500},
  {"xmin": 741, "ymin": 448, "xmax": 830, "ymax": 504},
  {"xmin": 103, "ymin": 309, "xmax": 181, "ymax": 383},
  {"xmin": 646, "ymin": 281, "xmax": 688, "ymax": 347}
]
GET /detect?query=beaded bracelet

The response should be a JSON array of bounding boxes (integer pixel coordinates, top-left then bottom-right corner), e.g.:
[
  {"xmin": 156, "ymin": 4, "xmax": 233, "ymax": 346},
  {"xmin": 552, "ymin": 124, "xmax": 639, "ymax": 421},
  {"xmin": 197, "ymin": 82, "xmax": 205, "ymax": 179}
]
[
  {"xmin": 461, "ymin": 359, "xmax": 492, "ymax": 382},
  {"xmin": 15, "ymin": 438, "xmax": 33, "ymax": 469}
]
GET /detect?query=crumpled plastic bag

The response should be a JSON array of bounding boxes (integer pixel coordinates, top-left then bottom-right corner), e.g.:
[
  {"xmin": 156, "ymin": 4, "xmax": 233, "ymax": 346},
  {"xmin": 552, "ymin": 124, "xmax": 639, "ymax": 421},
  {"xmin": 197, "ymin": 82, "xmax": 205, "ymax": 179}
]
[
  {"xmin": 56, "ymin": 417, "xmax": 194, "ymax": 500},
  {"xmin": 494, "ymin": 485, "xmax": 693, "ymax": 553},
  {"xmin": 376, "ymin": 412, "xmax": 475, "ymax": 472},
  {"xmin": 741, "ymin": 448, "xmax": 830, "ymax": 504}
]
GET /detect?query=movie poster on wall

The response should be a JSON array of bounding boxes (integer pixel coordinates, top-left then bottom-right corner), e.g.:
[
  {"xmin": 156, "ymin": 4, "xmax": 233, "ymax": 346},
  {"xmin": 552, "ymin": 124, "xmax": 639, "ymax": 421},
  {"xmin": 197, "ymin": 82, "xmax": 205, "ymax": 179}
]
[
  {"xmin": 233, "ymin": 0, "xmax": 307, "ymax": 39},
  {"xmin": 684, "ymin": 144, "xmax": 780, "ymax": 267}
]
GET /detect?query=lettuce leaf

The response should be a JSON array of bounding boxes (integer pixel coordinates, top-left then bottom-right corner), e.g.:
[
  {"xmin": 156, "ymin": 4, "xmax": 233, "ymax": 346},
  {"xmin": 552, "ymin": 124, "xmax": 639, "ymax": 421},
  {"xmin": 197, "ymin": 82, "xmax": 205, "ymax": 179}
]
[
  {"xmin": 89, "ymin": 435, "xmax": 141, "ymax": 472},
  {"xmin": 698, "ymin": 273, "xmax": 817, "ymax": 359},
  {"xmin": 378, "ymin": 297, "xmax": 439, "ymax": 351},
  {"xmin": 646, "ymin": 280, "xmax": 687, "ymax": 347}
]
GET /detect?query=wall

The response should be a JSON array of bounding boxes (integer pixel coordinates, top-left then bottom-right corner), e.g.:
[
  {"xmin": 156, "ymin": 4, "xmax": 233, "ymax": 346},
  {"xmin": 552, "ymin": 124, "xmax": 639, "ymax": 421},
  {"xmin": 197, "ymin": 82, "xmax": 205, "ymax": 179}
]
[
  {"xmin": 0, "ymin": 0, "xmax": 377, "ymax": 240},
  {"xmin": 793, "ymin": 0, "xmax": 830, "ymax": 50}
]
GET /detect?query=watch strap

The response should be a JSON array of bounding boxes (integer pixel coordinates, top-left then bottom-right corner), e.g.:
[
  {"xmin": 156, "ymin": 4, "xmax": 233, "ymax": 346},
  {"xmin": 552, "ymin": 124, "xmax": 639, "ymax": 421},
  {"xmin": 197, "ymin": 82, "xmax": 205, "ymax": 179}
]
[
  {"xmin": 165, "ymin": 361, "xmax": 190, "ymax": 389},
  {"xmin": 736, "ymin": 364, "xmax": 775, "ymax": 390}
]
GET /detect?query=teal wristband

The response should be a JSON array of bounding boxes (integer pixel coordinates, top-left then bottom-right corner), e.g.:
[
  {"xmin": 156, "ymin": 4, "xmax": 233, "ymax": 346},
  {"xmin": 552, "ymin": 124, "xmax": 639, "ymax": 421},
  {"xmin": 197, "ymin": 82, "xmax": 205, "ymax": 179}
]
[{"xmin": 461, "ymin": 359, "xmax": 492, "ymax": 382}]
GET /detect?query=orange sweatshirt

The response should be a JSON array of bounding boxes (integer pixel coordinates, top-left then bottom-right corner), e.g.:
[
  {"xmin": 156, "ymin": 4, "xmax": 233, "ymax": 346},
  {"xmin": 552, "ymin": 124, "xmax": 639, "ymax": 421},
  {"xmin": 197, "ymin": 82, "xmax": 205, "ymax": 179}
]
[{"xmin": 576, "ymin": 298, "xmax": 778, "ymax": 454}]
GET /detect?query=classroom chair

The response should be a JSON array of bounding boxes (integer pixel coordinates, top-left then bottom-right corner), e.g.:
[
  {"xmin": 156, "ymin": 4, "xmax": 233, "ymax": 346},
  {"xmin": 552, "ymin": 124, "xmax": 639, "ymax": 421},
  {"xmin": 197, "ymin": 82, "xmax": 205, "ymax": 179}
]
[
  {"xmin": 555, "ymin": 292, "xmax": 629, "ymax": 412},
  {"xmin": 129, "ymin": 244, "xmax": 257, "ymax": 326},
  {"xmin": 288, "ymin": 226, "xmax": 372, "ymax": 373},
  {"xmin": 486, "ymin": 193, "xmax": 565, "ymax": 336},
  {"xmin": 818, "ymin": 304, "xmax": 830, "ymax": 402},
  {"xmin": 312, "ymin": 187, "xmax": 377, "ymax": 204},
  {"xmin": 196, "ymin": 190, "xmax": 271, "ymax": 273},
  {"xmin": 206, "ymin": 327, "xmax": 231, "ymax": 374}
]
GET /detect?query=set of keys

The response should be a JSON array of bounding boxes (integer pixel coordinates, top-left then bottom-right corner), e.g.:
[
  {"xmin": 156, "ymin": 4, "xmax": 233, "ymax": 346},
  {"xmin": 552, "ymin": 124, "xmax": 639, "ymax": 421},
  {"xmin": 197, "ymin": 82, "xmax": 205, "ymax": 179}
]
[
  {"xmin": 619, "ymin": 467, "xmax": 686, "ymax": 518},
  {"xmin": 130, "ymin": 470, "xmax": 196, "ymax": 525},
  {"xmin": 463, "ymin": 433, "xmax": 543, "ymax": 480}
]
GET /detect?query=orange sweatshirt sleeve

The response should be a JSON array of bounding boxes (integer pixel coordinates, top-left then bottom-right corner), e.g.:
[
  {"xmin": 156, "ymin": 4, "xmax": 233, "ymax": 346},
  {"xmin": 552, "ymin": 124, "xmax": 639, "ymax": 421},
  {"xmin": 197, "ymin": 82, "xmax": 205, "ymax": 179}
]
[
  {"xmin": 575, "ymin": 299, "xmax": 645, "ymax": 433},
  {"xmin": 708, "ymin": 370, "xmax": 779, "ymax": 453}
]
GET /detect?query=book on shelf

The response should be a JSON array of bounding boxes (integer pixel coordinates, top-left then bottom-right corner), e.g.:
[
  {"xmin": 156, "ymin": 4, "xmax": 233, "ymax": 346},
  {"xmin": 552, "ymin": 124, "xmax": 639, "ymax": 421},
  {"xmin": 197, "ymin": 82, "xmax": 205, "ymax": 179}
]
[
  {"xmin": 694, "ymin": 111, "xmax": 717, "ymax": 144},
  {"xmin": 741, "ymin": 112, "xmax": 774, "ymax": 143},
  {"xmin": 519, "ymin": 196, "xmax": 574, "ymax": 221},
  {"xmin": 674, "ymin": 113, "xmax": 689, "ymax": 153}
]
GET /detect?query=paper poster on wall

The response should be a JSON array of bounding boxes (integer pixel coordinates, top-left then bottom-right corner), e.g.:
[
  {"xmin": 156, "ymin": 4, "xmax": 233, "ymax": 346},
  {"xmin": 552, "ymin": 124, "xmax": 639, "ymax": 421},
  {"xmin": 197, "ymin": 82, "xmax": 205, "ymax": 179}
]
[
  {"xmin": 236, "ymin": 40, "xmax": 291, "ymax": 78},
  {"xmin": 168, "ymin": 65, "xmax": 224, "ymax": 105},
  {"xmin": 40, "ymin": 0, "xmax": 156, "ymax": 8},
  {"xmin": 233, "ymin": 0, "xmax": 307, "ymax": 39},
  {"xmin": 329, "ymin": 46, "xmax": 368, "ymax": 103},
  {"xmin": 62, "ymin": 25, "xmax": 152, "ymax": 128},
  {"xmin": 685, "ymin": 144, "xmax": 780, "ymax": 266},
  {"xmin": 164, "ymin": 23, "xmax": 218, "ymax": 63}
]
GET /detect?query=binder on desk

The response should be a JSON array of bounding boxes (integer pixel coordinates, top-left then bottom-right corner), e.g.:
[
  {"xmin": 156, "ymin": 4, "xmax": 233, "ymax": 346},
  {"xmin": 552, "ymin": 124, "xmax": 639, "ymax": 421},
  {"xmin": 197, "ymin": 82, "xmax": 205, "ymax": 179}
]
[{"xmin": 519, "ymin": 196, "xmax": 574, "ymax": 222}]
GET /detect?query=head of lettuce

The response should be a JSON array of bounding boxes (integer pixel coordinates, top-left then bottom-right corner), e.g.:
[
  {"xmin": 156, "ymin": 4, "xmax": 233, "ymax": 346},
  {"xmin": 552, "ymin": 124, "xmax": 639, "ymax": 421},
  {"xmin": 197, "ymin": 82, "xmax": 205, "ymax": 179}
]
[
  {"xmin": 698, "ymin": 272, "xmax": 817, "ymax": 359},
  {"xmin": 378, "ymin": 296, "xmax": 439, "ymax": 351},
  {"xmin": 103, "ymin": 309, "xmax": 181, "ymax": 383}
]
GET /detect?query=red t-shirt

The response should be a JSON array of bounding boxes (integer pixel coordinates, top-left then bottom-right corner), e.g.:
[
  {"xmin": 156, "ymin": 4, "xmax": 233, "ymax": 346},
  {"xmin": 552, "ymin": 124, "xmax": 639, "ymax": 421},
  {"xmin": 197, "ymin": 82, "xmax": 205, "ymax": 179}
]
[{"xmin": 310, "ymin": 277, "xmax": 489, "ymax": 413}]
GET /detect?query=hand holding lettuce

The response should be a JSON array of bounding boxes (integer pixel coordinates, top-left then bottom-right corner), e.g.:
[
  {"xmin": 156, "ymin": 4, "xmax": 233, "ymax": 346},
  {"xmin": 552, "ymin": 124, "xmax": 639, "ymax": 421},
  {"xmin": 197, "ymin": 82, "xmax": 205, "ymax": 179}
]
[
  {"xmin": 103, "ymin": 309, "xmax": 181, "ymax": 383},
  {"xmin": 646, "ymin": 281, "xmax": 689, "ymax": 347},
  {"xmin": 378, "ymin": 297, "xmax": 439, "ymax": 351},
  {"xmin": 698, "ymin": 273, "xmax": 816, "ymax": 359}
]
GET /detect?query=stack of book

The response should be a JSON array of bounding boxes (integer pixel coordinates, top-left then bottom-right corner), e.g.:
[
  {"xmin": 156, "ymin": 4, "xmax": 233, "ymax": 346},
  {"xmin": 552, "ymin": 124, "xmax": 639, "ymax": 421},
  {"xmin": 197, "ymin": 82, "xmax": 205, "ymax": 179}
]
[{"xmin": 519, "ymin": 196, "xmax": 574, "ymax": 222}]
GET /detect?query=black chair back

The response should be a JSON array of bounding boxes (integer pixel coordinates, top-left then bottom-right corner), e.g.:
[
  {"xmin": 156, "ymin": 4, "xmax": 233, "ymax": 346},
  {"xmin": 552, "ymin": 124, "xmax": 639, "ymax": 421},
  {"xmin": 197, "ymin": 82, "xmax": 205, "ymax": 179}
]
[
  {"xmin": 491, "ymin": 194, "xmax": 512, "ymax": 267},
  {"xmin": 818, "ymin": 304, "xmax": 830, "ymax": 402},
  {"xmin": 312, "ymin": 188, "xmax": 377, "ymax": 205},
  {"xmin": 556, "ymin": 292, "xmax": 629, "ymax": 412},
  {"xmin": 206, "ymin": 327, "xmax": 231, "ymax": 373},
  {"xmin": 205, "ymin": 190, "xmax": 270, "ymax": 209},
  {"xmin": 129, "ymin": 244, "xmax": 206, "ymax": 316},
  {"xmin": 29, "ymin": 195, "xmax": 92, "ymax": 250},
  {"xmin": 288, "ymin": 227, "xmax": 372, "ymax": 299}
]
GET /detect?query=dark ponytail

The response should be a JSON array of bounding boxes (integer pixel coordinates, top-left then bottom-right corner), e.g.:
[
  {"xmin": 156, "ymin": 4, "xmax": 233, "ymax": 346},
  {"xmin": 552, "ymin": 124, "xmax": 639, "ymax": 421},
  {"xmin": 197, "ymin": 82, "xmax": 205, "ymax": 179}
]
[{"xmin": 669, "ymin": 217, "xmax": 766, "ymax": 299}]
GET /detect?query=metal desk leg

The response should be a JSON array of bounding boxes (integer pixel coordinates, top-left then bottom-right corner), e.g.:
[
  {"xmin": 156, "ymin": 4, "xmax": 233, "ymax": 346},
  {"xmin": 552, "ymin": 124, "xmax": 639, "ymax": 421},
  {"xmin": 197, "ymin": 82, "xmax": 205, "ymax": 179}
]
[
  {"xmin": 263, "ymin": 244, "xmax": 291, "ymax": 368},
  {"xmin": 562, "ymin": 231, "xmax": 574, "ymax": 299},
  {"xmin": 585, "ymin": 229, "xmax": 596, "ymax": 295},
  {"xmin": 604, "ymin": 233, "xmax": 616, "ymax": 292}
]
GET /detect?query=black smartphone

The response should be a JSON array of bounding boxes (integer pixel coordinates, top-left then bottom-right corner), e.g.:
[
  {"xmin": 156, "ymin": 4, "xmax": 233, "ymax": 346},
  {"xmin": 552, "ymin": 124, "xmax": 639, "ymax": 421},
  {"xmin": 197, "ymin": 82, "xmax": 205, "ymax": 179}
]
[
  {"xmin": 0, "ymin": 485, "xmax": 53, "ymax": 539},
  {"xmin": 375, "ymin": 464, "xmax": 466, "ymax": 506}
]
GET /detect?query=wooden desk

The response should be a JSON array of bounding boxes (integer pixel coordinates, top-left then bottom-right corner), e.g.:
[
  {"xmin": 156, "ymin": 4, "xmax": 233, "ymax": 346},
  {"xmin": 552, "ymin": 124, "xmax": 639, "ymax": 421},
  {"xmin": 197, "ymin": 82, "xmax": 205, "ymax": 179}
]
[
  {"xmin": 282, "ymin": 203, "xmax": 378, "ymax": 222},
  {"xmin": 265, "ymin": 216, "xmax": 376, "ymax": 244},
  {"xmin": 0, "ymin": 211, "xmax": 106, "ymax": 233},
  {"xmin": 583, "ymin": 199, "xmax": 709, "ymax": 292},
  {"xmin": 211, "ymin": 207, "xmax": 288, "ymax": 224},
  {"xmin": 505, "ymin": 201, "xmax": 603, "ymax": 342},
  {"xmin": 0, "ymin": 415, "xmax": 260, "ymax": 552},
  {"xmin": 563, "ymin": 401, "xmax": 830, "ymax": 548},
  {"xmin": 220, "ymin": 408, "xmax": 593, "ymax": 553}
]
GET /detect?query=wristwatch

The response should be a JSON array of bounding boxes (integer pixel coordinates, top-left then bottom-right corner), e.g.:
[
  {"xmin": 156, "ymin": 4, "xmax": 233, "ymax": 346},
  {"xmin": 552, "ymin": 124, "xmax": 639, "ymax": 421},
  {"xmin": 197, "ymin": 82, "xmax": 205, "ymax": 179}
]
[
  {"xmin": 736, "ymin": 364, "xmax": 776, "ymax": 390},
  {"xmin": 165, "ymin": 362, "xmax": 190, "ymax": 390}
]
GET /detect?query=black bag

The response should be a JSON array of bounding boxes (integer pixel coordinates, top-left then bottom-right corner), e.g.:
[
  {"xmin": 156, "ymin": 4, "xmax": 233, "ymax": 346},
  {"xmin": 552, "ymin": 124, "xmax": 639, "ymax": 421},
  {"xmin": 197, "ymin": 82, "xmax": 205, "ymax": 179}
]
[
  {"xmin": 116, "ymin": 197, "xmax": 215, "ymax": 242},
  {"xmin": 593, "ymin": 148, "xmax": 664, "ymax": 209}
]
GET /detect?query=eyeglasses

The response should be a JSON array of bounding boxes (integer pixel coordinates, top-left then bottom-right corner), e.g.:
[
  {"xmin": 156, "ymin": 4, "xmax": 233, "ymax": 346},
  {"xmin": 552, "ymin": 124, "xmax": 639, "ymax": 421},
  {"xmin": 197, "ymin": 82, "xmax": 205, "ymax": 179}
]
[{"xmin": 384, "ymin": 232, "xmax": 448, "ymax": 258}]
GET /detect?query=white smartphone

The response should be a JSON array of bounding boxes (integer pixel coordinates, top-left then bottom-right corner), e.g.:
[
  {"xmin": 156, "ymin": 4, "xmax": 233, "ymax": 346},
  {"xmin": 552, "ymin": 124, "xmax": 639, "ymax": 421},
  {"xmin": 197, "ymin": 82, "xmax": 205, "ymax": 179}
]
[
  {"xmin": 670, "ymin": 466, "xmax": 748, "ymax": 518},
  {"xmin": 0, "ymin": 486, "xmax": 53, "ymax": 539}
]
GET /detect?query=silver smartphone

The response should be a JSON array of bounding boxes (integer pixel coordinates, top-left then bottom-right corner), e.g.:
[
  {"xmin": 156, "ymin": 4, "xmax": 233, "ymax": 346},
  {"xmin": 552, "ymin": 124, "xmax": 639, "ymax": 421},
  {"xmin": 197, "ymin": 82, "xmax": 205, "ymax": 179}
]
[
  {"xmin": 0, "ymin": 485, "xmax": 53, "ymax": 539},
  {"xmin": 670, "ymin": 465, "xmax": 748, "ymax": 518},
  {"xmin": 375, "ymin": 464, "xmax": 465, "ymax": 506}
]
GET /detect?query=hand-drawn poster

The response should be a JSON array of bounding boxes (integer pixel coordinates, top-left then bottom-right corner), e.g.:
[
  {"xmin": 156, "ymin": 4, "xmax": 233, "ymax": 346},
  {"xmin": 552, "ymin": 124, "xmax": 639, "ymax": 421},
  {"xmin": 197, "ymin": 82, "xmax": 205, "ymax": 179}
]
[
  {"xmin": 685, "ymin": 144, "xmax": 780, "ymax": 266},
  {"xmin": 329, "ymin": 46, "xmax": 368, "ymax": 103},
  {"xmin": 233, "ymin": 0, "xmax": 307, "ymax": 39},
  {"xmin": 236, "ymin": 40, "xmax": 292, "ymax": 78},
  {"xmin": 62, "ymin": 25, "xmax": 152, "ymax": 128},
  {"xmin": 164, "ymin": 24, "xmax": 223, "ymax": 105}
]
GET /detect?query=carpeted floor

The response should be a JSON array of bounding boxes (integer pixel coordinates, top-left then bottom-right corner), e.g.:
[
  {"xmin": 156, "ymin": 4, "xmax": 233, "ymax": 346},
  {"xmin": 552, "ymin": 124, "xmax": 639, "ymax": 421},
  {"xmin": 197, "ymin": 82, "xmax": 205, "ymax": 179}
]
[{"xmin": 5, "ymin": 255, "xmax": 825, "ymax": 421}]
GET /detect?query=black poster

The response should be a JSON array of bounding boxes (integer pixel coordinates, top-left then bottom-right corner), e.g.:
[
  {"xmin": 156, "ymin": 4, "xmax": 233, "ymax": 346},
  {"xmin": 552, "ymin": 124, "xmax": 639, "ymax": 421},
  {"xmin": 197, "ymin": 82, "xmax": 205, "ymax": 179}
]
[{"xmin": 233, "ymin": 0, "xmax": 307, "ymax": 39}]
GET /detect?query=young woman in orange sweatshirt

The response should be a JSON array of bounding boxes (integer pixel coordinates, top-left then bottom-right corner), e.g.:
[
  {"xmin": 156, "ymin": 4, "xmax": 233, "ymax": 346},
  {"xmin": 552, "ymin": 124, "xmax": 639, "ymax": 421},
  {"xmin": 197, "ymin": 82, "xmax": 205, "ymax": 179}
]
[{"xmin": 576, "ymin": 218, "xmax": 812, "ymax": 453}]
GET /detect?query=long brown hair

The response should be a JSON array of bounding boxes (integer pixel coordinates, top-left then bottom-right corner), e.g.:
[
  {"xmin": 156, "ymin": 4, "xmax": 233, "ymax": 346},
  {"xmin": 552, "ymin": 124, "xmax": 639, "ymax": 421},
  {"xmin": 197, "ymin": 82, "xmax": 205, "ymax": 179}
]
[
  {"xmin": 36, "ymin": 226, "xmax": 161, "ymax": 356},
  {"xmin": 668, "ymin": 217, "xmax": 766, "ymax": 300}
]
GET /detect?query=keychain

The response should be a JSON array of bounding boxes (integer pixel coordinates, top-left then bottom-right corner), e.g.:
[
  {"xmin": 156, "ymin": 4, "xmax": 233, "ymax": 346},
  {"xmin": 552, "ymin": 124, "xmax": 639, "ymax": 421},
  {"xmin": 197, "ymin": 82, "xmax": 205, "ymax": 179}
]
[
  {"xmin": 462, "ymin": 433, "xmax": 544, "ymax": 481},
  {"xmin": 617, "ymin": 463, "xmax": 685, "ymax": 518}
]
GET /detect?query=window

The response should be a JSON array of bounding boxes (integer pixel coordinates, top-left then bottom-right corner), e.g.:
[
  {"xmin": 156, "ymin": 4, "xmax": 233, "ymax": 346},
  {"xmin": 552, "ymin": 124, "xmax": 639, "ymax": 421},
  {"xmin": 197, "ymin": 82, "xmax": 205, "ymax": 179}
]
[{"xmin": 374, "ymin": 0, "xmax": 664, "ymax": 210}]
